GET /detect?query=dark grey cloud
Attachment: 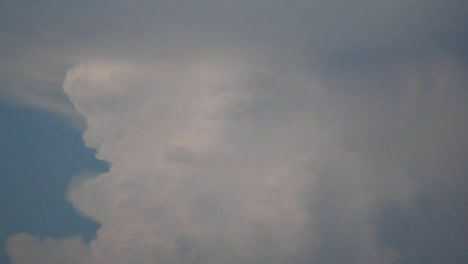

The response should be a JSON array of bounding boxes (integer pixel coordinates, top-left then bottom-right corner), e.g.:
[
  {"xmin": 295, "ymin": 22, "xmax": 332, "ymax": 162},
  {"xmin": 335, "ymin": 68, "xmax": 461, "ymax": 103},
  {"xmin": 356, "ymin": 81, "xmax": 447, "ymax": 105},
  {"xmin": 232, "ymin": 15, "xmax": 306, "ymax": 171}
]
[
  {"xmin": 2, "ymin": 1, "xmax": 467, "ymax": 264},
  {"xmin": 2, "ymin": 0, "xmax": 467, "ymax": 70}
]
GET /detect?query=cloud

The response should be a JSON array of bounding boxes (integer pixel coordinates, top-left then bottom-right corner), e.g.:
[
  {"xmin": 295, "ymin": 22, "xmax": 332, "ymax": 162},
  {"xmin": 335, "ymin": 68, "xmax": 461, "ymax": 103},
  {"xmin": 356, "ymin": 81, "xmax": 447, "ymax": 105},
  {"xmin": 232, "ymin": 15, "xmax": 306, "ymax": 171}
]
[
  {"xmin": 62, "ymin": 59, "xmax": 315, "ymax": 264},
  {"xmin": 7, "ymin": 233, "xmax": 90, "ymax": 264},
  {"xmin": 3, "ymin": 1, "xmax": 468, "ymax": 264},
  {"xmin": 2, "ymin": 1, "xmax": 466, "ymax": 118},
  {"xmin": 9, "ymin": 53, "xmax": 468, "ymax": 264},
  {"xmin": 0, "ymin": 81, "xmax": 83, "ymax": 124}
]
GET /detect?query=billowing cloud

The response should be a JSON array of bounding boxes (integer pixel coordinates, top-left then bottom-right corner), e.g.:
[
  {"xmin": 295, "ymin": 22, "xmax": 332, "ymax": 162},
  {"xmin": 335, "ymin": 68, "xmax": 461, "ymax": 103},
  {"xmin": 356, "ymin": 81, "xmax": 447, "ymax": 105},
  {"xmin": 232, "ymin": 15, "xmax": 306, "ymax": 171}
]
[
  {"xmin": 62, "ymin": 58, "xmax": 316, "ymax": 264},
  {"xmin": 3, "ymin": 0, "xmax": 468, "ymax": 264},
  {"xmin": 8, "ymin": 53, "xmax": 468, "ymax": 264},
  {"xmin": 7, "ymin": 233, "xmax": 90, "ymax": 264}
]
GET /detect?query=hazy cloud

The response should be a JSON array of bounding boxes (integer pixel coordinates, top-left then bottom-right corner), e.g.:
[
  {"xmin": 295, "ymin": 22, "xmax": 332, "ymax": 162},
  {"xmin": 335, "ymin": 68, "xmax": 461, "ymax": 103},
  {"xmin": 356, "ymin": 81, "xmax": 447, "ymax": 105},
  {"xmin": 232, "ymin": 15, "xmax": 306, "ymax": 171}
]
[
  {"xmin": 7, "ymin": 233, "xmax": 90, "ymax": 264},
  {"xmin": 3, "ymin": 0, "xmax": 467, "ymax": 263}
]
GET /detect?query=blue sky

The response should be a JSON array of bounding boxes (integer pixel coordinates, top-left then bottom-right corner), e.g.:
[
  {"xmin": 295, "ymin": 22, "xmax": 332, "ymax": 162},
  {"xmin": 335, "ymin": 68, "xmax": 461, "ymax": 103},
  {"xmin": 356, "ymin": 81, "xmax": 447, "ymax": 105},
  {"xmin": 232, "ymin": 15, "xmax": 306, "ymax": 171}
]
[
  {"xmin": 1, "ymin": 1, "xmax": 467, "ymax": 263},
  {"xmin": 0, "ymin": 103, "xmax": 105, "ymax": 263}
]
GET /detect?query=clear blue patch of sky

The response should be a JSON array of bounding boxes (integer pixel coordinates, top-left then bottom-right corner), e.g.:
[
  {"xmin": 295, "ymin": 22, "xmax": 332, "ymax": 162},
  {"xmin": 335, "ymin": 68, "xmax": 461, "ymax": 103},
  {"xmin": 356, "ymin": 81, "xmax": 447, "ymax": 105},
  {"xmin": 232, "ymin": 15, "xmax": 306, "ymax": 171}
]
[{"xmin": 0, "ymin": 102, "xmax": 108, "ymax": 264}]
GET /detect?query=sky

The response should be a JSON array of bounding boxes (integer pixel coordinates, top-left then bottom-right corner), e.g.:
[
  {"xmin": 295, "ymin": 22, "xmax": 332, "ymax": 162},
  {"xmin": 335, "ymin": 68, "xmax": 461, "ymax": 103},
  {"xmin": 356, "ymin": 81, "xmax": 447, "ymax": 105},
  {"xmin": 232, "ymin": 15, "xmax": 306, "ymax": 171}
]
[{"xmin": 0, "ymin": 1, "xmax": 467, "ymax": 264}]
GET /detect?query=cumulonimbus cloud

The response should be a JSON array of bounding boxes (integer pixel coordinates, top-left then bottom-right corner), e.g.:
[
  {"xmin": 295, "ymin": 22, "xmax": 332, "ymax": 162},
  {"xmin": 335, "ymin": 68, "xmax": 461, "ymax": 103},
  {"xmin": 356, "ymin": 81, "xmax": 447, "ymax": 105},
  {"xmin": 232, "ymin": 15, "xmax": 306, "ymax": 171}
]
[
  {"xmin": 4, "ymin": 1, "xmax": 468, "ymax": 264},
  {"xmin": 9, "ymin": 51, "xmax": 468, "ymax": 264},
  {"xmin": 62, "ymin": 58, "xmax": 317, "ymax": 264}
]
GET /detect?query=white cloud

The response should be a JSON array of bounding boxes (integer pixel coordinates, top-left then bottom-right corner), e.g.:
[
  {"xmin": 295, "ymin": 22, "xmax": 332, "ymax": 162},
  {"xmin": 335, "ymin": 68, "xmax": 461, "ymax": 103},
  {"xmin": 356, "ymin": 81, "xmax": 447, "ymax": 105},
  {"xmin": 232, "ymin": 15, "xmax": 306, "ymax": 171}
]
[
  {"xmin": 7, "ymin": 48, "xmax": 468, "ymax": 263},
  {"xmin": 62, "ymin": 58, "xmax": 314, "ymax": 263},
  {"xmin": 3, "ymin": 1, "xmax": 468, "ymax": 263},
  {"xmin": 7, "ymin": 233, "xmax": 90, "ymax": 264}
]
